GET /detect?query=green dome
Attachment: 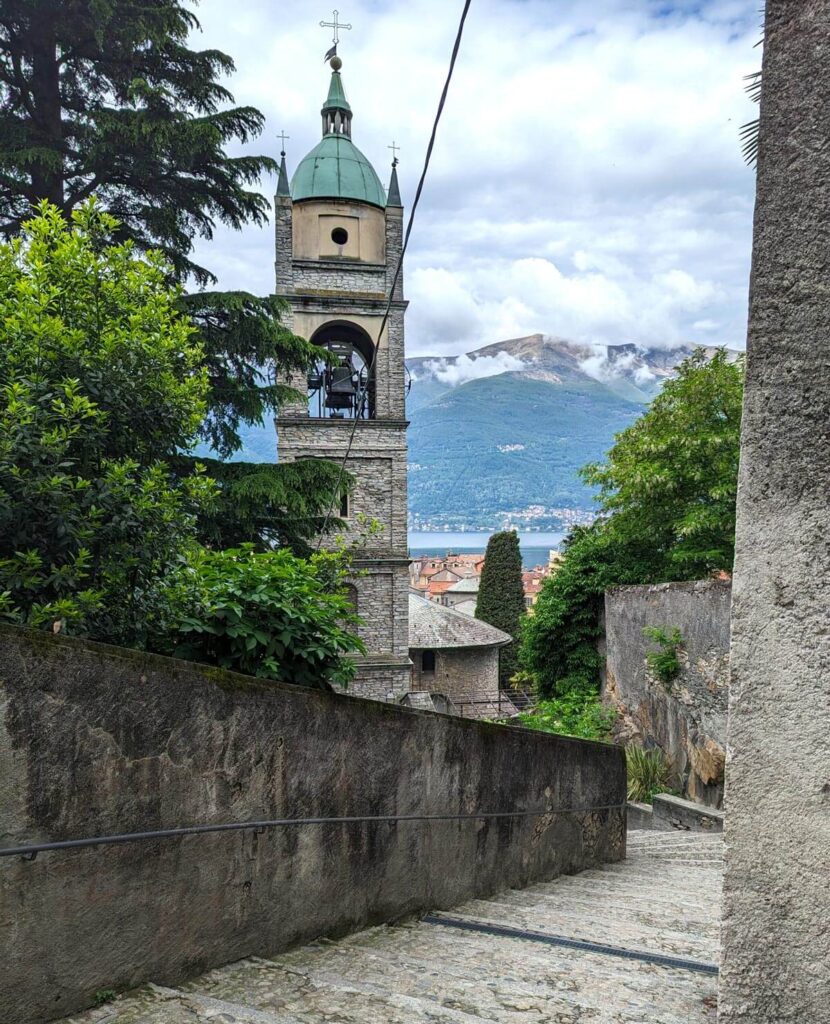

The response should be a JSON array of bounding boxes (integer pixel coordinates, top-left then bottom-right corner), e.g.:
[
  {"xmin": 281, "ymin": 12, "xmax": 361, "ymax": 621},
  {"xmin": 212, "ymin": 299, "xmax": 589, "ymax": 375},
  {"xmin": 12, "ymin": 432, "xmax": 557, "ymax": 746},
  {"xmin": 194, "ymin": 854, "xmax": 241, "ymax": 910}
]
[{"xmin": 291, "ymin": 134, "xmax": 386, "ymax": 209}]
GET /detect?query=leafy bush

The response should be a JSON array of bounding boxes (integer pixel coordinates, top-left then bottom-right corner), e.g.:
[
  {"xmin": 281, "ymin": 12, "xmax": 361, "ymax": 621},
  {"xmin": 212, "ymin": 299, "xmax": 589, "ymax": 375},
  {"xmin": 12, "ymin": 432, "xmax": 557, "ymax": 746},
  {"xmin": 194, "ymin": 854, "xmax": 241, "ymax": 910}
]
[
  {"xmin": 516, "ymin": 693, "xmax": 616, "ymax": 742},
  {"xmin": 0, "ymin": 202, "xmax": 212, "ymax": 643},
  {"xmin": 643, "ymin": 626, "xmax": 684, "ymax": 685},
  {"xmin": 162, "ymin": 545, "xmax": 365, "ymax": 689},
  {"xmin": 626, "ymin": 747, "xmax": 676, "ymax": 803}
]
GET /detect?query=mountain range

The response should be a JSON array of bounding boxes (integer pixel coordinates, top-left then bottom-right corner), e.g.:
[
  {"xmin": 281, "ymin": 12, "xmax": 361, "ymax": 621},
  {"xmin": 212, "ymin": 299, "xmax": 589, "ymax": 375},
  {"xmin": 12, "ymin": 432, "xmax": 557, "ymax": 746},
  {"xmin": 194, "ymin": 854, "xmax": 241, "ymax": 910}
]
[
  {"xmin": 233, "ymin": 334, "xmax": 737, "ymax": 533},
  {"xmin": 405, "ymin": 335, "xmax": 737, "ymax": 531}
]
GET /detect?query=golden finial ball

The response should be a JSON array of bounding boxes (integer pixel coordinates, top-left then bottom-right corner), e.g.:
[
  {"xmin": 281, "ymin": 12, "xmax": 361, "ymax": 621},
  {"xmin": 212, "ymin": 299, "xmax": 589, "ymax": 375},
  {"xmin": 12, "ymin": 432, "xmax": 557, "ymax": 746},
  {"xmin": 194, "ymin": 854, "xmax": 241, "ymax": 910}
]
[{"xmin": 330, "ymin": 55, "xmax": 343, "ymax": 71}]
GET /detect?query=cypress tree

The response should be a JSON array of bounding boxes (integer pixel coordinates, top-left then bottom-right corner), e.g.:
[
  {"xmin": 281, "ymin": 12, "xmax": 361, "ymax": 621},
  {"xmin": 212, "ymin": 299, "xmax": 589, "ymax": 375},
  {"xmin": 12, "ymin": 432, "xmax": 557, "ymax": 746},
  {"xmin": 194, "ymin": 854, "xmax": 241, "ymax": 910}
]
[
  {"xmin": 0, "ymin": 0, "xmax": 276, "ymax": 283},
  {"xmin": 476, "ymin": 530, "xmax": 526, "ymax": 688}
]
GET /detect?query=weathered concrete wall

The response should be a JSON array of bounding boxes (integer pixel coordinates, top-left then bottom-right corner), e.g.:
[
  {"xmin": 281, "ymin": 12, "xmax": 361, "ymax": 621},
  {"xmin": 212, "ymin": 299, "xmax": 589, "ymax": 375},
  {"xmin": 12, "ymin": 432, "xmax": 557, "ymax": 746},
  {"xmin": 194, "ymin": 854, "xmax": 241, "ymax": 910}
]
[
  {"xmin": 0, "ymin": 625, "xmax": 626, "ymax": 1024},
  {"xmin": 603, "ymin": 580, "xmax": 731, "ymax": 807},
  {"xmin": 718, "ymin": 3, "xmax": 830, "ymax": 1020}
]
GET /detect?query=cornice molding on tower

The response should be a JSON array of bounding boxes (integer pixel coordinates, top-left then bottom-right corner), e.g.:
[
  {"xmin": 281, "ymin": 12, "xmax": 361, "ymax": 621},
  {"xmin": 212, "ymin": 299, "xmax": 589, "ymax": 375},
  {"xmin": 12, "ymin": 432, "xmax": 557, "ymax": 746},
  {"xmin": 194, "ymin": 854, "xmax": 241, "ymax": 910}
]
[{"xmin": 276, "ymin": 417, "xmax": 410, "ymax": 430}]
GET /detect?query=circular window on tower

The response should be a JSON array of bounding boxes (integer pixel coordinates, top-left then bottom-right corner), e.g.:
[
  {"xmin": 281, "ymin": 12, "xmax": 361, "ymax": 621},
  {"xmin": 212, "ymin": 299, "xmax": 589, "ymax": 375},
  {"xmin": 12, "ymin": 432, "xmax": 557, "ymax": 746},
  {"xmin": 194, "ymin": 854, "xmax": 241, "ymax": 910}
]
[{"xmin": 331, "ymin": 227, "xmax": 349, "ymax": 246}]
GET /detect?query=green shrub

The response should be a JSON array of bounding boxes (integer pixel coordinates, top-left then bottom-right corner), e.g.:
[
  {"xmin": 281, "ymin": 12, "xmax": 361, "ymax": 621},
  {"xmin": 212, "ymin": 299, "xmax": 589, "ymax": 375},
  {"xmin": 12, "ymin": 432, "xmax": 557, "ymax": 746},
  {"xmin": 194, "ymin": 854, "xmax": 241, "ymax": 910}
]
[
  {"xmin": 643, "ymin": 627, "xmax": 684, "ymax": 685},
  {"xmin": 162, "ymin": 545, "xmax": 365, "ymax": 689},
  {"xmin": 626, "ymin": 746, "xmax": 676, "ymax": 803},
  {"xmin": 93, "ymin": 990, "xmax": 116, "ymax": 1007},
  {"xmin": 516, "ymin": 693, "xmax": 616, "ymax": 742}
]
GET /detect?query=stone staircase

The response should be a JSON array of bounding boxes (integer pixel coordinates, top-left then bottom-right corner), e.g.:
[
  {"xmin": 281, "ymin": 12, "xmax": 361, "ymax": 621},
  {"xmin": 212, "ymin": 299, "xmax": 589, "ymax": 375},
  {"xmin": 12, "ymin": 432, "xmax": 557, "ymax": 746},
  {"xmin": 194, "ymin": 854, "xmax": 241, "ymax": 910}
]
[{"xmin": 64, "ymin": 830, "xmax": 723, "ymax": 1024}]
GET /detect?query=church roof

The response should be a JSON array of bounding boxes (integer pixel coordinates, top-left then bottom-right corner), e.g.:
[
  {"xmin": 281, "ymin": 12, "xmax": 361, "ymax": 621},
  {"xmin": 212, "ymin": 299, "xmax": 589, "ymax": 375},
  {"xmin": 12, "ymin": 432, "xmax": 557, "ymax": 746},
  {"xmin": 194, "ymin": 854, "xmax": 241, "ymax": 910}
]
[
  {"xmin": 291, "ymin": 67, "xmax": 386, "ymax": 208},
  {"xmin": 408, "ymin": 594, "xmax": 512, "ymax": 650},
  {"xmin": 291, "ymin": 135, "xmax": 386, "ymax": 207},
  {"xmin": 322, "ymin": 70, "xmax": 352, "ymax": 114}
]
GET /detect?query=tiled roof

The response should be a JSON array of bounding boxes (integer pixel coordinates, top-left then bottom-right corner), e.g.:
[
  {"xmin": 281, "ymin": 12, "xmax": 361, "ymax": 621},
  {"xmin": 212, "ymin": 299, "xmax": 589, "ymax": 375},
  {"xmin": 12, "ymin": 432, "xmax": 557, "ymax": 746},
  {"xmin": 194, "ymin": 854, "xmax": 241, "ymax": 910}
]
[
  {"xmin": 427, "ymin": 581, "xmax": 457, "ymax": 596},
  {"xmin": 409, "ymin": 595, "xmax": 512, "ymax": 650}
]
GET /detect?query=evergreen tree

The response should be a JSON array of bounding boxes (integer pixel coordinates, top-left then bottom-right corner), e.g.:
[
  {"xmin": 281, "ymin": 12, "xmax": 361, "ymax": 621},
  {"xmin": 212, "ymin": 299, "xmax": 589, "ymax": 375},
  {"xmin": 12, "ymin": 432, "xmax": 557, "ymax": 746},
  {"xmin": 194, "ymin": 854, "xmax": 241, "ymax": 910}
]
[
  {"xmin": 0, "ymin": 4, "xmax": 347, "ymax": 550},
  {"xmin": 172, "ymin": 292, "xmax": 349, "ymax": 554},
  {"xmin": 170, "ymin": 455, "xmax": 349, "ymax": 556},
  {"xmin": 476, "ymin": 530, "xmax": 526, "ymax": 688},
  {"xmin": 0, "ymin": 0, "xmax": 275, "ymax": 283},
  {"xmin": 180, "ymin": 292, "xmax": 321, "ymax": 459}
]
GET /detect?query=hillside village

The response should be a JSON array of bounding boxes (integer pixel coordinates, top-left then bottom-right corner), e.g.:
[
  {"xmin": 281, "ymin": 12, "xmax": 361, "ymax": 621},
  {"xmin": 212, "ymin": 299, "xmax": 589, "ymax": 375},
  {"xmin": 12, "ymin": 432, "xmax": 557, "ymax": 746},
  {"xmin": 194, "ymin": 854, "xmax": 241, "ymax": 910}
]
[{"xmin": 0, "ymin": 4, "xmax": 827, "ymax": 1024}]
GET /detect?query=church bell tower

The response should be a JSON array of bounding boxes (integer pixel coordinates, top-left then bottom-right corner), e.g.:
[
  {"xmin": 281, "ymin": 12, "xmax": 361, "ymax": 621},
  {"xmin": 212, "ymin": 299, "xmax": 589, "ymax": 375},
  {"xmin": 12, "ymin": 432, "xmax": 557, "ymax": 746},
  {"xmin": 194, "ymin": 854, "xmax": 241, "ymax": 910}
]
[{"xmin": 275, "ymin": 51, "xmax": 411, "ymax": 698}]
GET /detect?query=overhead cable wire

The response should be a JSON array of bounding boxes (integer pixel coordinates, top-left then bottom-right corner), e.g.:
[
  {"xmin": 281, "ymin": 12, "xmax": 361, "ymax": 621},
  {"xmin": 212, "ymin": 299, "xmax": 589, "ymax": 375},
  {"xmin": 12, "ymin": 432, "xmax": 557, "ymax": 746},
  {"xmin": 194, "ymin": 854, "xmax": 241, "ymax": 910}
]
[{"xmin": 315, "ymin": 0, "xmax": 474, "ymax": 550}]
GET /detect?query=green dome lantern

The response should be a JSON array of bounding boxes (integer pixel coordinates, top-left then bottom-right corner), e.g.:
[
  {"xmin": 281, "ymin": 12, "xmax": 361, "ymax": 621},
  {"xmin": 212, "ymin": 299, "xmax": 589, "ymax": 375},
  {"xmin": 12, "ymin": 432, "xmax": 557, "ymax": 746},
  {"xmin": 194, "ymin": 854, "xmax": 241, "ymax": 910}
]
[{"xmin": 290, "ymin": 66, "xmax": 387, "ymax": 209}]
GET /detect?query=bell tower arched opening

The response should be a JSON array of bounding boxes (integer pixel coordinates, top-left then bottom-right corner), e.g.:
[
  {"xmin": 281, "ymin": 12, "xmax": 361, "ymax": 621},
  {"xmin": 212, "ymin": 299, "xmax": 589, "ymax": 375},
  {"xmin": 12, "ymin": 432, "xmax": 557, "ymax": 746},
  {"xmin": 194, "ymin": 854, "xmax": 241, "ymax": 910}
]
[{"xmin": 307, "ymin": 321, "xmax": 376, "ymax": 420}]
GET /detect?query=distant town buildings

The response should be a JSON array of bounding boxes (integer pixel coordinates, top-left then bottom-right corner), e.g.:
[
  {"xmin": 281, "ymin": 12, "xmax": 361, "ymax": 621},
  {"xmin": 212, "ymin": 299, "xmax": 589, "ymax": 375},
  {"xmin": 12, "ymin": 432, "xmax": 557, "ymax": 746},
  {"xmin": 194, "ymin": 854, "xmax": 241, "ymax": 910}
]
[
  {"xmin": 408, "ymin": 507, "xmax": 595, "ymax": 533},
  {"xmin": 410, "ymin": 549, "xmax": 562, "ymax": 614}
]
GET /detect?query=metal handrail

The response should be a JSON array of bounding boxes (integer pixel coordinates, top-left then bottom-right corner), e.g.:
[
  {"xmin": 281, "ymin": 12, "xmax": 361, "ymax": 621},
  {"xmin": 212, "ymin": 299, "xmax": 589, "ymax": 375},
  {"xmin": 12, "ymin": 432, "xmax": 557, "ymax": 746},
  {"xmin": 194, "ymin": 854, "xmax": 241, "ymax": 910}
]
[{"xmin": 0, "ymin": 803, "xmax": 626, "ymax": 861}]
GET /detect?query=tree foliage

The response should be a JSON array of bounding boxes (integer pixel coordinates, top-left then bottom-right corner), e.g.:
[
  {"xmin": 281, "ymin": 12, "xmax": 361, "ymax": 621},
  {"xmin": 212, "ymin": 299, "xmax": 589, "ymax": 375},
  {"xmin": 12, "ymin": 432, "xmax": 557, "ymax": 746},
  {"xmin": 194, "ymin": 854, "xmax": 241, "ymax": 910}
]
[
  {"xmin": 522, "ymin": 350, "xmax": 743, "ymax": 698},
  {"xmin": 179, "ymin": 291, "xmax": 322, "ymax": 459},
  {"xmin": 163, "ymin": 545, "xmax": 364, "ymax": 689},
  {"xmin": 516, "ymin": 693, "xmax": 616, "ymax": 742},
  {"xmin": 0, "ymin": 201, "xmax": 212, "ymax": 642},
  {"xmin": 583, "ymin": 350, "xmax": 744, "ymax": 578},
  {"xmin": 171, "ymin": 455, "xmax": 348, "ymax": 555},
  {"xmin": 475, "ymin": 529, "xmax": 526, "ymax": 688},
  {"xmin": 173, "ymin": 292, "xmax": 349, "ymax": 554},
  {"xmin": 0, "ymin": 0, "xmax": 275, "ymax": 283}
]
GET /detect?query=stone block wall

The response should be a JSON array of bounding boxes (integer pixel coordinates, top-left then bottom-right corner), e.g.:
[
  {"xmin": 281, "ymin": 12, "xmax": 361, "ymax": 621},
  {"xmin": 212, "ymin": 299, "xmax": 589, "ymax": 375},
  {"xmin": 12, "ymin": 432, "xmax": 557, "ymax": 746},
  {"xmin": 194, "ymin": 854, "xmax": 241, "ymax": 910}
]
[
  {"xmin": 276, "ymin": 420, "xmax": 408, "ymax": 555},
  {"xmin": 602, "ymin": 580, "xmax": 731, "ymax": 807},
  {"xmin": 411, "ymin": 647, "xmax": 500, "ymax": 704},
  {"xmin": 0, "ymin": 625, "xmax": 626, "ymax": 1024}
]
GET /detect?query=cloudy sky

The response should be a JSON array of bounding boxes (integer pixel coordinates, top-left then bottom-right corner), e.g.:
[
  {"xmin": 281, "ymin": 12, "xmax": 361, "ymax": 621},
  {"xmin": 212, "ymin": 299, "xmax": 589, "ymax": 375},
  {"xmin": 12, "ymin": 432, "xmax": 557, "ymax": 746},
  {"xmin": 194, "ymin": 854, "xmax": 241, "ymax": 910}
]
[{"xmin": 189, "ymin": 0, "xmax": 760, "ymax": 358}]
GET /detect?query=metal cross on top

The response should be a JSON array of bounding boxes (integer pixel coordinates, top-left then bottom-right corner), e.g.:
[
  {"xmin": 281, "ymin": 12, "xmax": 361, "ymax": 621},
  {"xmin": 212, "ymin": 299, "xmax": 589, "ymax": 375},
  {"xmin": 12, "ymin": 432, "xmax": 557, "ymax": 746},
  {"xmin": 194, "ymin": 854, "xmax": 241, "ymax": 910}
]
[
  {"xmin": 320, "ymin": 9, "xmax": 352, "ymax": 46},
  {"xmin": 388, "ymin": 141, "xmax": 401, "ymax": 167},
  {"xmin": 277, "ymin": 130, "xmax": 290, "ymax": 155}
]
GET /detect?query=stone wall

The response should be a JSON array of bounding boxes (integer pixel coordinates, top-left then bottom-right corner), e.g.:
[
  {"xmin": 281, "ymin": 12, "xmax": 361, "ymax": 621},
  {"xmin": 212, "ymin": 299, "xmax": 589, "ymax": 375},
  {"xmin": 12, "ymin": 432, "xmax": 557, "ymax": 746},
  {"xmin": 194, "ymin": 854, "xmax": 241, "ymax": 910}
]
[
  {"xmin": 410, "ymin": 646, "xmax": 500, "ymax": 703},
  {"xmin": 718, "ymin": 3, "xmax": 830, "ymax": 1019},
  {"xmin": 0, "ymin": 625, "xmax": 626, "ymax": 1024},
  {"xmin": 602, "ymin": 580, "xmax": 731, "ymax": 807}
]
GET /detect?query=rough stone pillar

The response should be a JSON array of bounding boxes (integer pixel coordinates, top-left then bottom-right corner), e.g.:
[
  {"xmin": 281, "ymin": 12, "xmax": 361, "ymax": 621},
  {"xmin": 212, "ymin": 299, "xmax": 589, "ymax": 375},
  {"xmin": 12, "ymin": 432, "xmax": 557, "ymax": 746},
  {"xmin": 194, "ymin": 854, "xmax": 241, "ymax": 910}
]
[{"xmin": 718, "ymin": 3, "xmax": 830, "ymax": 1021}]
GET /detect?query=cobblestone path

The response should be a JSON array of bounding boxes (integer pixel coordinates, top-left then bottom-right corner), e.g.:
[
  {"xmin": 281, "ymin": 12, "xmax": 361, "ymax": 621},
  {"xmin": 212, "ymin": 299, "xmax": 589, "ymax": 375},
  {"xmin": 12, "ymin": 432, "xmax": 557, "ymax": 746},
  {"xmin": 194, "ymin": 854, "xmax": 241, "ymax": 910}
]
[{"xmin": 64, "ymin": 829, "xmax": 723, "ymax": 1023}]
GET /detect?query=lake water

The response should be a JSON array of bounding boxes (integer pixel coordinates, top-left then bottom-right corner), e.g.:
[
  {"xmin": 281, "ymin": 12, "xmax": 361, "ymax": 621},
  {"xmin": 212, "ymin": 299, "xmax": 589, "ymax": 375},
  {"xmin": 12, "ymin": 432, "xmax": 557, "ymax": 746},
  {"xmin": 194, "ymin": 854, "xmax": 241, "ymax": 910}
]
[{"xmin": 409, "ymin": 531, "xmax": 565, "ymax": 570}]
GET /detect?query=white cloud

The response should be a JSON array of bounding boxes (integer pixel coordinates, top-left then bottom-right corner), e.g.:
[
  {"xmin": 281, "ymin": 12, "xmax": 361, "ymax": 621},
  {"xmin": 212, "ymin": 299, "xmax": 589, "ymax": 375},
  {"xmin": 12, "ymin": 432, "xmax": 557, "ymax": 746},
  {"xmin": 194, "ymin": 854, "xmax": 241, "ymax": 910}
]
[
  {"xmin": 186, "ymin": 0, "xmax": 759, "ymax": 356},
  {"xmin": 424, "ymin": 352, "xmax": 527, "ymax": 387},
  {"xmin": 579, "ymin": 348, "xmax": 657, "ymax": 386}
]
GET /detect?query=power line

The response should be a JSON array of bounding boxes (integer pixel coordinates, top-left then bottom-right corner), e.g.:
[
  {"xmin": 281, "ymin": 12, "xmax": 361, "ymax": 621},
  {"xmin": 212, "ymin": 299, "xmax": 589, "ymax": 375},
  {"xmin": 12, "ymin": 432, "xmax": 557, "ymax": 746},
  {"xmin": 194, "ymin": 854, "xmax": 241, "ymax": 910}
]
[{"xmin": 315, "ymin": 0, "xmax": 474, "ymax": 550}]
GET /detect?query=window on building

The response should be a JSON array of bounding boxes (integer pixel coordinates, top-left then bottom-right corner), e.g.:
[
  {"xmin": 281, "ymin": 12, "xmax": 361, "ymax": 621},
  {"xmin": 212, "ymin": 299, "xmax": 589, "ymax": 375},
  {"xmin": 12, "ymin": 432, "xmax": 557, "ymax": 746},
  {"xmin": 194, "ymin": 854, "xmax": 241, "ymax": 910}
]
[
  {"xmin": 340, "ymin": 488, "xmax": 350, "ymax": 518},
  {"xmin": 331, "ymin": 227, "xmax": 349, "ymax": 245},
  {"xmin": 421, "ymin": 650, "xmax": 436, "ymax": 674}
]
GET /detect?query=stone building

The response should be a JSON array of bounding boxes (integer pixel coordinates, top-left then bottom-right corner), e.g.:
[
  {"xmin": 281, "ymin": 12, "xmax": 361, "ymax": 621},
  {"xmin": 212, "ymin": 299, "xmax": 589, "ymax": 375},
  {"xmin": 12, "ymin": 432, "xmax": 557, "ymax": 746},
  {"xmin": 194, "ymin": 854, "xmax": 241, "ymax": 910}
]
[
  {"xmin": 408, "ymin": 594, "xmax": 512, "ymax": 717},
  {"xmin": 275, "ymin": 53, "xmax": 410, "ymax": 698}
]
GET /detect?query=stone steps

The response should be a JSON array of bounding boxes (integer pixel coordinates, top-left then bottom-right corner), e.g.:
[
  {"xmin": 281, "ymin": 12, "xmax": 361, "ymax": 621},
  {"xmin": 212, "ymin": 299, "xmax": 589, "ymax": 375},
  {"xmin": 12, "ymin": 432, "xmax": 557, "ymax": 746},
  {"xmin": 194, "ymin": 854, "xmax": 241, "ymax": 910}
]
[
  {"xmin": 62, "ymin": 830, "xmax": 722, "ymax": 1024},
  {"xmin": 452, "ymin": 894, "xmax": 720, "ymax": 954}
]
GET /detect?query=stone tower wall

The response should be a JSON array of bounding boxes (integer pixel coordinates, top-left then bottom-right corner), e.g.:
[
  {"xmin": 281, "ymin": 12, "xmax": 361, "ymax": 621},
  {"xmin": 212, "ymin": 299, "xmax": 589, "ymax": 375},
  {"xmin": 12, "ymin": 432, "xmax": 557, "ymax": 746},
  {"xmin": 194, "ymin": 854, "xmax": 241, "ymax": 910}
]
[{"xmin": 275, "ymin": 192, "xmax": 411, "ymax": 698}]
